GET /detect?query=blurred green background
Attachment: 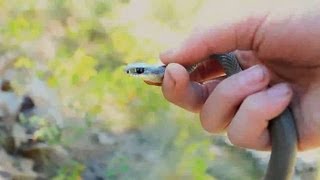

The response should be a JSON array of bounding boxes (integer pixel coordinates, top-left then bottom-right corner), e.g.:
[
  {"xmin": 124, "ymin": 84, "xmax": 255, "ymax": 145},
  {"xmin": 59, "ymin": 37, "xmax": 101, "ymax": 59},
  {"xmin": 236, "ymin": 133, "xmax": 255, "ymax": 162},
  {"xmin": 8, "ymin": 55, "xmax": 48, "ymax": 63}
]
[{"xmin": 0, "ymin": 0, "xmax": 312, "ymax": 180}]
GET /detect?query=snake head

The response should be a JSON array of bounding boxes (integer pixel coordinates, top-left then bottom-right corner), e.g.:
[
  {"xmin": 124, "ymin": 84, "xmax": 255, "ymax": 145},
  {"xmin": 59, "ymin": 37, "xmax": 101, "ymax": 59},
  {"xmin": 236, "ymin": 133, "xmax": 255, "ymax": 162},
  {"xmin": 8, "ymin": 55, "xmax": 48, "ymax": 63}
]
[{"xmin": 124, "ymin": 63, "xmax": 166, "ymax": 84}]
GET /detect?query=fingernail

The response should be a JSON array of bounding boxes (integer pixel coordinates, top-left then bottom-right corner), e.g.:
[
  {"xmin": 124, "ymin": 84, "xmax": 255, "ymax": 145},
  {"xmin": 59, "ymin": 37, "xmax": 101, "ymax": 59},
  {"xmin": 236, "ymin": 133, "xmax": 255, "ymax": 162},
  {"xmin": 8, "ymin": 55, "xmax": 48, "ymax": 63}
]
[
  {"xmin": 267, "ymin": 83, "xmax": 291, "ymax": 97},
  {"xmin": 240, "ymin": 65, "xmax": 266, "ymax": 85}
]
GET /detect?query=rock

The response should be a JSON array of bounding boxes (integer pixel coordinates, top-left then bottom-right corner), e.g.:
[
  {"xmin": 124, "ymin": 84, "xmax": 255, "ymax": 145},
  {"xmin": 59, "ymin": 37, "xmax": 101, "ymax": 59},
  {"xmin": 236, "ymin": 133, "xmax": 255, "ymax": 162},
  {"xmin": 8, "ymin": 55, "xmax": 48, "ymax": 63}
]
[
  {"xmin": 25, "ymin": 78, "xmax": 64, "ymax": 128},
  {"xmin": 0, "ymin": 79, "xmax": 66, "ymax": 178},
  {"xmin": 19, "ymin": 143, "xmax": 70, "ymax": 174},
  {"xmin": 1, "ymin": 80, "xmax": 13, "ymax": 92},
  {"xmin": 0, "ymin": 148, "xmax": 38, "ymax": 179},
  {"xmin": 12, "ymin": 123, "xmax": 31, "ymax": 148},
  {"xmin": 0, "ymin": 170, "xmax": 12, "ymax": 179},
  {"xmin": 92, "ymin": 132, "xmax": 116, "ymax": 145},
  {"xmin": 0, "ymin": 91, "xmax": 23, "ymax": 126},
  {"xmin": 19, "ymin": 96, "xmax": 35, "ymax": 114},
  {"xmin": 0, "ymin": 125, "xmax": 15, "ymax": 153},
  {"xmin": 82, "ymin": 160, "xmax": 107, "ymax": 180}
]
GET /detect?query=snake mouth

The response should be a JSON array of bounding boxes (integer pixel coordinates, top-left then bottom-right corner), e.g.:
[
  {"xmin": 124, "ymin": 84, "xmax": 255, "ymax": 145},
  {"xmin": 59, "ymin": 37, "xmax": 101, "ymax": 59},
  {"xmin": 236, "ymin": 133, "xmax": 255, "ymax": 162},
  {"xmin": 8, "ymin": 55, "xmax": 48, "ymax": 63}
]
[{"xmin": 144, "ymin": 80, "xmax": 162, "ymax": 86}]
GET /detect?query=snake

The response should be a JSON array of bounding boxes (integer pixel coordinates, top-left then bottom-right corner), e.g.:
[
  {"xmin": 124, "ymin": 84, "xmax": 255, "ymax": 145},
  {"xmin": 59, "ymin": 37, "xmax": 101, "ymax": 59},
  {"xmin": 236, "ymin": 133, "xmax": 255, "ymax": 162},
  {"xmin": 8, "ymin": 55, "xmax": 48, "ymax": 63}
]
[{"xmin": 125, "ymin": 52, "xmax": 298, "ymax": 180}]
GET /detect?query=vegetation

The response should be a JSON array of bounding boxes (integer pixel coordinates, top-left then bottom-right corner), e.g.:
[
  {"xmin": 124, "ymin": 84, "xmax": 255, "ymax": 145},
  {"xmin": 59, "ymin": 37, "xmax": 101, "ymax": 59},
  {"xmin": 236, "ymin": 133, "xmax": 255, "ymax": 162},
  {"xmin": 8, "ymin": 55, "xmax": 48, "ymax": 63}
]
[{"xmin": 0, "ymin": 0, "xmax": 266, "ymax": 179}]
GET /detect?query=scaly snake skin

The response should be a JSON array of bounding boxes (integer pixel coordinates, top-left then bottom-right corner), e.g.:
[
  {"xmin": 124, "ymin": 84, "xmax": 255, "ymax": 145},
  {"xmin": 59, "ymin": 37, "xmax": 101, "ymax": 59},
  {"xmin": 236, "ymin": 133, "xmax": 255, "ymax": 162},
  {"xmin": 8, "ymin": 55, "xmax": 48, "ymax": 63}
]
[{"xmin": 215, "ymin": 53, "xmax": 297, "ymax": 180}]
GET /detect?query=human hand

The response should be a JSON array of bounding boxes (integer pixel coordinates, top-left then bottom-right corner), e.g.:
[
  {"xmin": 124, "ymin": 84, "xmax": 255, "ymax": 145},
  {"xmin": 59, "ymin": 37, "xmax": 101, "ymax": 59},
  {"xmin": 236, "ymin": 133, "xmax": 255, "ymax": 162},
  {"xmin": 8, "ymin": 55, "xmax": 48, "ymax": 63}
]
[{"xmin": 160, "ymin": 3, "xmax": 320, "ymax": 151}]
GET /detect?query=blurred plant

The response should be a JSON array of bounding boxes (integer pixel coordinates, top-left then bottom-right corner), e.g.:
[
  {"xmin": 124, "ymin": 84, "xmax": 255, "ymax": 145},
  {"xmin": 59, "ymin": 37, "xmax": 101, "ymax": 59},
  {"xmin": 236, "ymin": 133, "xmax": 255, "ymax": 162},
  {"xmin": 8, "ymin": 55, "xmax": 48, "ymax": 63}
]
[
  {"xmin": 53, "ymin": 160, "xmax": 85, "ymax": 180},
  {"xmin": 105, "ymin": 156, "xmax": 130, "ymax": 178},
  {"xmin": 20, "ymin": 115, "xmax": 61, "ymax": 145},
  {"xmin": 14, "ymin": 57, "xmax": 35, "ymax": 69},
  {"xmin": 0, "ymin": 0, "xmax": 263, "ymax": 179}
]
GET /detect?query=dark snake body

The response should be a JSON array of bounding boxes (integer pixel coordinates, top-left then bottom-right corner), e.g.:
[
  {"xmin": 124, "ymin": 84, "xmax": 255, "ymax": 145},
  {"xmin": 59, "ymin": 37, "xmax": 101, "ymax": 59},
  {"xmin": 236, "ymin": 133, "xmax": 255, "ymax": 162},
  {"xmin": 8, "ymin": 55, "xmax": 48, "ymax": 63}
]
[{"xmin": 214, "ymin": 53, "xmax": 298, "ymax": 180}]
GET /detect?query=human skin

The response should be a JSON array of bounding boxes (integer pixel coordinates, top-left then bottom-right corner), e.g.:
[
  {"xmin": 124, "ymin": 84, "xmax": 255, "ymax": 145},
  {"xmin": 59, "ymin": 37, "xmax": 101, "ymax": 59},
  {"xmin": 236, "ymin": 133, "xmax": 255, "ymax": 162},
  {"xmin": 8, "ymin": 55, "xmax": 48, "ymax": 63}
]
[{"xmin": 159, "ymin": 3, "xmax": 320, "ymax": 151}]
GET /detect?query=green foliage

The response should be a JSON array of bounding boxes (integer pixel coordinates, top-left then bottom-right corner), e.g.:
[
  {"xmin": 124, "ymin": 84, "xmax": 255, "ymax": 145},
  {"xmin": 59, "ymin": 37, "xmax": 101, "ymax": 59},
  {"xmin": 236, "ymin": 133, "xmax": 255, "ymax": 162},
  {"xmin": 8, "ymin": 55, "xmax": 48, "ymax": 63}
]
[
  {"xmin": 6, "ymin": 16, "xmax": 42, "ymax": 40},
  {"xmin": 1, "ymin": 0, "xmax": 263, "ymax": 179},
  {"xmin": 105, "ymin": 156, "xmax": 130, "ymax": 178},
  {"xmin": 49, "ymin": 49, "xmax": 98, "ymax": 86},
  {"xmin": 14, "ymin": 57, "xmax": 35, "ymax": 69},
  {"xmin": 33, "ymin": 124, "xmax": 61, "ymax": 145},
  {"xmin": 53, "ymin": 161, "xmax": 84, "ymax": 180},
  {"xmin": 20, "ymin": 115, "xmax": 61, "ymax": 144},
  {"xmin": 167, "ymin": 117, "xmax": 215, "ymax": 179}
]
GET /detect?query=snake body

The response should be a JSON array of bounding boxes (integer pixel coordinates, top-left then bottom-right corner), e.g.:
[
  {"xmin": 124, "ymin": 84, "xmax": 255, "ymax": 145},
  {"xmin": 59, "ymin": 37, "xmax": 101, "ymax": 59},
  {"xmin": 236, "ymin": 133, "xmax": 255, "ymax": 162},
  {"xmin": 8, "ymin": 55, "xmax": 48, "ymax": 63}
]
[{"xmin": 125, "ymin": 52, "xmax": 298, "ymax": 180}]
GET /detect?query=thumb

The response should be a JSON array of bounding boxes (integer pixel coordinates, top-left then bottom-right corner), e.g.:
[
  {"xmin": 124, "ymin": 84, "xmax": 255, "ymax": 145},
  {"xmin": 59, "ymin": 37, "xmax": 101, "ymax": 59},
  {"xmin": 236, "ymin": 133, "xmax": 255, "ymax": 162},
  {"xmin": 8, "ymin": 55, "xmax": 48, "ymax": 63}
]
[{"xmin": 160, "ymin": 13, "xmax": 268, "ymax": 66}]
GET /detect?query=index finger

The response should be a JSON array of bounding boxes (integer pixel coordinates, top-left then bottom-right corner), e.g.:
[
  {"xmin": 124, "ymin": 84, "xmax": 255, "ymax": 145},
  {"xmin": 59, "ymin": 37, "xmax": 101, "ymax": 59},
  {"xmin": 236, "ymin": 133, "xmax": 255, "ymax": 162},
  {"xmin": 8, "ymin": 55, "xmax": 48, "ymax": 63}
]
[{"xmin": 159, "ymin": 13, "xmax": 268, "ymax": 66}]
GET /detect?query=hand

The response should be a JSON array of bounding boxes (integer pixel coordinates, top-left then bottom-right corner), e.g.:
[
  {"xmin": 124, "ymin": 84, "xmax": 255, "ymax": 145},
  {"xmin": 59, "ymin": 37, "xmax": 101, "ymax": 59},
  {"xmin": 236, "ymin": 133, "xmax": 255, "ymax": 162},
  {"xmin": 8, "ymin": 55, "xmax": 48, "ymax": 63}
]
[{"xmin": 159, "ymin": 2, "xmax": 320, "ymax": 151}]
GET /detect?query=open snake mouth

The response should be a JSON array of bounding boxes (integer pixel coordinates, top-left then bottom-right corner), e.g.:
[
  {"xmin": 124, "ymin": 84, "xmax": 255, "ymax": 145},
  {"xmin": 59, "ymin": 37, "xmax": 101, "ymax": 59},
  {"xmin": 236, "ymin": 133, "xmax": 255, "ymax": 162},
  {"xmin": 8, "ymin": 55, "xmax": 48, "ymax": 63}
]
[{"xmin": 143, "ymin": 80, "xmax": 162, "ymax": 86}]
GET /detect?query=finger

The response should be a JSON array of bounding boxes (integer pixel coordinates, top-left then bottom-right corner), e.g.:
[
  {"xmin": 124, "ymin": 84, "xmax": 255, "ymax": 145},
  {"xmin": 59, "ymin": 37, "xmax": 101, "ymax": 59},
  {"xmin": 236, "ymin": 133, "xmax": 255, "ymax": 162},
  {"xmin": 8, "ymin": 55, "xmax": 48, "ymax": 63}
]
[
  {"xmin": 160, "ymin": 13, "xmax": 269, "ymax": 66},
  {"xmin": 162, "ymin": 63, "xmax": 224, "ymax": 112},
  {"xmin": 236, "ymin": 50, "xmax": 261, "ymax": 69},
  {"xmin": 227, "ymin": 83, "xmax": 293, "ymax": 150},
  {"xmin": 200, "ymin": 64, "xmax": 270, "ymax": 133}
]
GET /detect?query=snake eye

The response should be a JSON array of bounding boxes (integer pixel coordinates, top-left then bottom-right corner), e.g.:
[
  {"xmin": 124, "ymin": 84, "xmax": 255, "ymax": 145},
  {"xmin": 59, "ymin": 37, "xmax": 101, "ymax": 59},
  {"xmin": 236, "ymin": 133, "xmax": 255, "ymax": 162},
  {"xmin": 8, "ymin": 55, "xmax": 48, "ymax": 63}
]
[{"xmin": 135, "ymin": 68, "xmax": 144, "ymax": 74}]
